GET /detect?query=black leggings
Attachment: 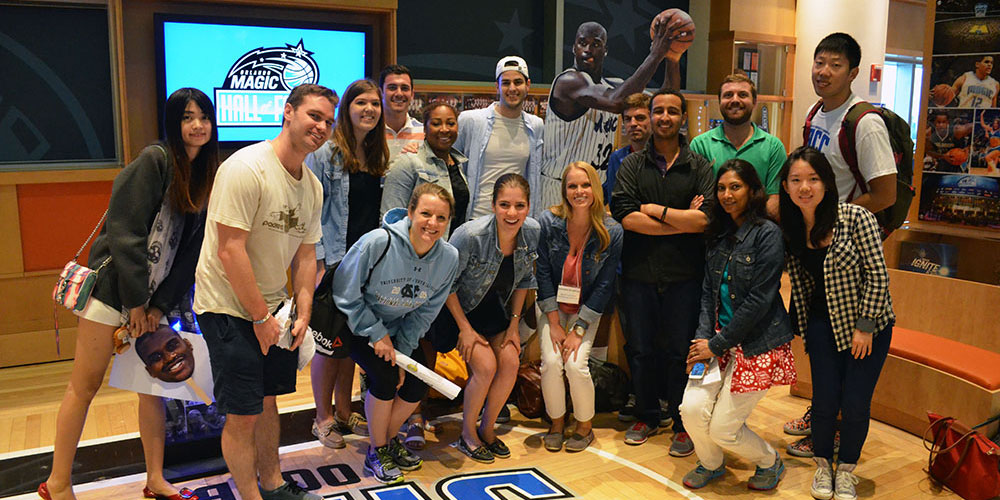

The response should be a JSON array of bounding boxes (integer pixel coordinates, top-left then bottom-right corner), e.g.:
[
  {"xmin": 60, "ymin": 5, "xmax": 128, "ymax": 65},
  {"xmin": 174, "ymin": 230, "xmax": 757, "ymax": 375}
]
[{"xmin": 350, "ymin": 336, "xmax": 428, "ymax": 403}]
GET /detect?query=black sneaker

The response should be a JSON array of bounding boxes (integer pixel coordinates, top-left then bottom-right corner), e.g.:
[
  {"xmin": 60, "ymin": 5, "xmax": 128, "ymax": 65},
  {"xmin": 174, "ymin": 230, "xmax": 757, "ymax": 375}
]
[
  {"xmin": 479, "ymin": 404, "xmax": 511, "ymax": 424},
  {"xmin": 618, "ymin": 394, "xmax": 637, "ymax": 422},
  {"xmin": 259, "ymin": 481, "xmax": 322, "ymax": 500},
  {"xmin": 364, "ymin": 445, "xmax": 402, "ymax": 484},
  {"xmin": 388, "ymin": 437, "xmax": 423, "ymax": 471}
]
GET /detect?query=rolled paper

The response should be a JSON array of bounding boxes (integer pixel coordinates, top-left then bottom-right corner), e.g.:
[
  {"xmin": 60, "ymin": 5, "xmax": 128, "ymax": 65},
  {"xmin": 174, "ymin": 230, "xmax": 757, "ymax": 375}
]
[
  {"xmin": 186, "ymin": 378, "xmax": 213, "ymax": 406},
  {"xmin": 390, "ymin": 347, "xmax": 462, "ymax": 400}
]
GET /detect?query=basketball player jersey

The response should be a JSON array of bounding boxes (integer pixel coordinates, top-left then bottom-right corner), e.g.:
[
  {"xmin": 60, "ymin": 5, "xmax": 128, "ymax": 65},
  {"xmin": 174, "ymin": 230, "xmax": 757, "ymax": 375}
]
[
  {"xmin": 957, "ymin": 71, "xmax": 999, "ymax": 108},
  {"xmin": 540, "ymin": 69, "xmax": 620, "ymax": 184}
]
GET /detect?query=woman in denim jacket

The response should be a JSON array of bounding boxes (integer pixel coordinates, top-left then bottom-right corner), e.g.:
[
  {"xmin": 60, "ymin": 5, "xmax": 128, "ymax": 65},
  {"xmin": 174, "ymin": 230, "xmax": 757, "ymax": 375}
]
[
  {"xmin": 306, "ymin": 79, "xmax": 389, "ymax": 450},
  {"xmin": 536, "ymin": 162, "xmax": 623, "ymax": 453},
  {"xmin": 680, "ymin": 159, "xmax": 795, "ymax": 492},
  {"xmin": 779, "ymin": 147, "xmax": 894, "ymax": 500},
  {"xmin": 433, "ymin": 174, "xmax": 538, "ymax": 463},
  {"xmin": 381, "ymin": 102, "xmax": 469, "ymax": 237}
]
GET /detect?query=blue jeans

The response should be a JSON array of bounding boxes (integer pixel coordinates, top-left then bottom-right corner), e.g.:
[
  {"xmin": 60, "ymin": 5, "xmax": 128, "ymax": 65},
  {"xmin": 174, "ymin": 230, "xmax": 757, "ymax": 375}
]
[
  {"xmin": 619, "ymin": 277, "xmax": 702, "ymax": 432},
  {"xmin": 806, "ymin": 317, "xmax": 892, "ymax": 463}
]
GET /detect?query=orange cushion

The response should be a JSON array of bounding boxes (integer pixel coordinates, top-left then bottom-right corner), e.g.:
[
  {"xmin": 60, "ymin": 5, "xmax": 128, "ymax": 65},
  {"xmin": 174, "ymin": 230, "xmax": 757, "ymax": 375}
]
[{"xmin": 889, "ymin": 327, "xmax": 1000, "ymax": 391}]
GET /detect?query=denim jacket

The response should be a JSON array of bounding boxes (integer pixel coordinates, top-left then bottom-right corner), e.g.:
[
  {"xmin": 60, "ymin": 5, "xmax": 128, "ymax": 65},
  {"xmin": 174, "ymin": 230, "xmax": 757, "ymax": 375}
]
[
  {"xmin": 695, "ymin": 219, "xmax": 793, "ymax": 358},
  {"xmin": 455, "ymin": 103, "xmax": 544, "ymax": 219},
  {"xmin": 305, "ymin": 142, "xmax": 352, "ymax": 266},
  {"xmin": 381, "ymin": 141, "xmax": 468, "ymax": 221},
  {"xmin": 536, "ymin": 210, "xmax": 623, "ymax": 330},
  {"xmin": 449, "ymin": 214, "xmax": 539, "ymax": 312}
]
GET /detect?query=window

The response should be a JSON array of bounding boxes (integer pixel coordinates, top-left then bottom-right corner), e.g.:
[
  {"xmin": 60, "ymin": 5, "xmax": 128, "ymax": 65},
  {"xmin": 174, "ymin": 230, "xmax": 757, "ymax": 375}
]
[{"xmin": 881, "ymin": 54, "xmax": 924, "ymax": 147}]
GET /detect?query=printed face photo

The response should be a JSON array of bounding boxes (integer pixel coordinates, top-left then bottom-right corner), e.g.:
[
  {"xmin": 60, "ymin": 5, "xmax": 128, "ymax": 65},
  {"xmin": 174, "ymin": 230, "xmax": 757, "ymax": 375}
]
[{"xmin": 136, "ymin": 326, "xmax": 196, "ymax": 383}]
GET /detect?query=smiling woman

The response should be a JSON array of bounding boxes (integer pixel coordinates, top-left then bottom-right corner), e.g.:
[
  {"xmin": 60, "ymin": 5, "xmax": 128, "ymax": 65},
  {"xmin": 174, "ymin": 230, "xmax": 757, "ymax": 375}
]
[{"xmin": 381, "ymin": 102, "xmax": 470, "ymax": 237}]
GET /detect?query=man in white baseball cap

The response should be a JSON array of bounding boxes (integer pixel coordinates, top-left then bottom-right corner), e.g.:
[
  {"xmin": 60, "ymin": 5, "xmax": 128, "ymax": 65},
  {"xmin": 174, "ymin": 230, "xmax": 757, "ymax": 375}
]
[{"xmin": 453, "ymin": 55, "xmax": 544, "ymax": 220}]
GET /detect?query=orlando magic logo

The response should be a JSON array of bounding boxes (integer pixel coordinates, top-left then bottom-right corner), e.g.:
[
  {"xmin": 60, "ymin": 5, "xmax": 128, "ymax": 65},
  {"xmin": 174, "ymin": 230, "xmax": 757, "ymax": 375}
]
[{"xmin": 215, "ymin": 40, "xmax": 320, "ymax": 128}]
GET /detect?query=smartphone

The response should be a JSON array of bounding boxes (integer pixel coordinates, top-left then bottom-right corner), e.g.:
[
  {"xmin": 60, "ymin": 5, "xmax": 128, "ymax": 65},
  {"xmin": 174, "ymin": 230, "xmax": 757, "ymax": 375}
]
[{"xmin": 689, "ymin": 362, "xmax": 706, "ymax": 380}]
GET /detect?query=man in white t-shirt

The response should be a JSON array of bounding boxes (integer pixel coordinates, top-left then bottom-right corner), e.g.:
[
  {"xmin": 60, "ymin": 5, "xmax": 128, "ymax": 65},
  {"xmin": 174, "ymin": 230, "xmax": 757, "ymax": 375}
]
[
  {"xmin": 194, "ymin": 84, "xmax": 335, "ymax": 500},
  {"xmin": 804, "ymin": 32, "xmax": 896, "ymax": 213},
  {"xmin": 380, "ymin": 64, "xmax": 424, "ymax": 159},
  {"xmin": 454, "ymin": 56, "xmax": 543, "ymax": 219}
]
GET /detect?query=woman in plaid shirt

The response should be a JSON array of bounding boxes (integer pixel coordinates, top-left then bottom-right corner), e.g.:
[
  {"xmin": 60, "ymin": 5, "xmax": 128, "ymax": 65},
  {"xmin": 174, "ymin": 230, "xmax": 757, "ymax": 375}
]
[{"xmin": 778, "ymin": 147, "xmax": 895, "ymax": 500}]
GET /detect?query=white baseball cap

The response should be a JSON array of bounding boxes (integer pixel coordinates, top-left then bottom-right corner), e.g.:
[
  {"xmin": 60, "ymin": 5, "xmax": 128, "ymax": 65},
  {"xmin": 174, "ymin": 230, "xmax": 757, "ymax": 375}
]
[{"xmin": 496, "ymin": 56, "xmax": 529, "ymax": 80}]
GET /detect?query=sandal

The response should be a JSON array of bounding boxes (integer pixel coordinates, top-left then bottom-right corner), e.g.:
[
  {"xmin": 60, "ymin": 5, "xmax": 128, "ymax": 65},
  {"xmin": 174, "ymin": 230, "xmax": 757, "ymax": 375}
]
[
  {"xmin": 143, "ymin": 486, "xmax": 199, "ymax": 500},
  {"xmin": 456, "ymin": 437, "xmax": 495, "ymax": 464}
]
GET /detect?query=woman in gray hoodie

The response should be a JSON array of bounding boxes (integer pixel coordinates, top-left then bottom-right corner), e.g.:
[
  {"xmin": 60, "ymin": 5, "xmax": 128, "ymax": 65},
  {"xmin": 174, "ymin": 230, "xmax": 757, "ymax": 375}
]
[{"xmin": 332, "ymin": 183, "xmax": 459, "ymax": 484}]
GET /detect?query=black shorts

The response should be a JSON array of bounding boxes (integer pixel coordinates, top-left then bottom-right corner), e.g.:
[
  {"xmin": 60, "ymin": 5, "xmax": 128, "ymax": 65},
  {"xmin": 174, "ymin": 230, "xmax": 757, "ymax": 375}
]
[
  {"xmin": 198, "ymin": 311, "xmax": 297, "ymax": 415},
  {"xmin": 349, "ymin": 336, "xmax": 428, "ymax": 403}
]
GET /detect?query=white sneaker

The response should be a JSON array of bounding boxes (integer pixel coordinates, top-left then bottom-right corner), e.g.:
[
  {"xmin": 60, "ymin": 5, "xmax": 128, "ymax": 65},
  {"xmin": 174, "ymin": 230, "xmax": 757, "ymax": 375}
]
[
  {"xmin": 834, "ymin": 463, "xmax": 859, "ymax": 500},
  {"xmin": 811, "ymin": 457, "xmax": 834, "ymax": 500}
]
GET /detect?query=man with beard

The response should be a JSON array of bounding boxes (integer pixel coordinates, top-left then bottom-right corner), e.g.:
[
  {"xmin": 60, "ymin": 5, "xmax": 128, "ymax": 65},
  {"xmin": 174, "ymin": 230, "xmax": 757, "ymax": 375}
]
[
  {"xmin": 603, "ymin": 93, "xmax": 651, "ymax": 203},
  {"xmin": 381, "ymin": 65, "xmax": 424, "ymax": 159},
  {"xmin": 455, "ymin": 56, "xmax": 543, "ymax": 219},
  {"xmin": 538, "ymin": 11, "xmax": 695, "ymax": 210},
  {"xmin": 135, "ymin": 326, "xmax": 196, "ymax": 383},
  {"xmin": 610, "ymin": 89, "xmax": 714, "ymax": 456},
  {"xmin": 691, "ymin": 74, "xmax": 785, "ymax": 218}
]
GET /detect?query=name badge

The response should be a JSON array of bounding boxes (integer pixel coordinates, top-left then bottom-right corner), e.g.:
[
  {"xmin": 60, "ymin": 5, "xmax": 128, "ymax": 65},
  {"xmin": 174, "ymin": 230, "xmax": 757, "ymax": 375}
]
[{"xmin": 556, "ymin": 285, "xmax": 581, "ymax": 304}]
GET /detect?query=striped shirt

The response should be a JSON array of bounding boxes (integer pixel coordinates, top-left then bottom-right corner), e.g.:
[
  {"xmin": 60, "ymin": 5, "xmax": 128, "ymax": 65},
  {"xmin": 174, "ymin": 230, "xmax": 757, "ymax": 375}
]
[
  {"xmin": 385, "ymin": 115, "xmax": 424, "ymax": 160},
  {"xmin": 538, "ymin": 69, "xmax": 620, "ymax": 209}
]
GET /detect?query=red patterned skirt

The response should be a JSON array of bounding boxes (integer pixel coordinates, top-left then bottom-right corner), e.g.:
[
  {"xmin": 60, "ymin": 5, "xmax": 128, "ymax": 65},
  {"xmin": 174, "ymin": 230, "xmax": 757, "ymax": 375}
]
[{"xmin": 719, "ymin": 342, "xmax": 797, "ymax": 394}]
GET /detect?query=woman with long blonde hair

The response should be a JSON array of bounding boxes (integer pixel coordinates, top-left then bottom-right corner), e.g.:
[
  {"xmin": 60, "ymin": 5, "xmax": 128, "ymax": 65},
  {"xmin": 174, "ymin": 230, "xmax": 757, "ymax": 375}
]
[{"xmin": 536, "ymin": 161, "xmax": 622, "ymax": 452}]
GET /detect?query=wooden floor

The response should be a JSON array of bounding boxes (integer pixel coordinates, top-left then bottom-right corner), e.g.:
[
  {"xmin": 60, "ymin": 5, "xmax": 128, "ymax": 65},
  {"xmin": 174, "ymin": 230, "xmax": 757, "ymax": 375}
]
[{"xmin": 0, "ymin": 360, "xmax": 961, "ymax": 499}]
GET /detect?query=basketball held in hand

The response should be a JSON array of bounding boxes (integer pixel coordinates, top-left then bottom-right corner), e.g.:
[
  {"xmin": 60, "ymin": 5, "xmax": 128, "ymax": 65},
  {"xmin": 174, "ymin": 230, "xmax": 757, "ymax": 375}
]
[
  {"xmin": 932, "ymin": 84, "xmax": 956, "ymax": 107},
  {"xmin": 945, "ymin": 147, "xmax": 968, "ymax": 166},
  {"xmin": 651, "ymin": 9, "xmax": 695, "ymax": 57}
]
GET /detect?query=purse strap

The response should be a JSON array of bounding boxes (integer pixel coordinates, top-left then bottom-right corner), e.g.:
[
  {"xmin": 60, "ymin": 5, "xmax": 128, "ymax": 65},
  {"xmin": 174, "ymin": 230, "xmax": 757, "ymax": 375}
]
[
  {"xmin": 361, "ymin": 228, "xmax": 392, "ymax": 292},
  {"xmin": 75, "ymin": 210, "xmax": 109, "ymax": 261}
]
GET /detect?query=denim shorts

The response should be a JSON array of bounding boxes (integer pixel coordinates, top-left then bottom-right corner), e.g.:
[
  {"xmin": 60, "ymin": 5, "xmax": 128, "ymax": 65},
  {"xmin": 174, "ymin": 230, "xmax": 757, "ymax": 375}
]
[{"xmin": 198, "ymin": 311, "xmax": 297, "ymax": 415}]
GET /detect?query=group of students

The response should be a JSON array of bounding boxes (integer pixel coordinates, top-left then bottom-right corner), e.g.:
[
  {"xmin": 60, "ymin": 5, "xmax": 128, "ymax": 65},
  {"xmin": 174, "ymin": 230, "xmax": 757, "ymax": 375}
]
[{"xmin": 39, "ymin": 31, "xmax": 895, "ymax": 500}]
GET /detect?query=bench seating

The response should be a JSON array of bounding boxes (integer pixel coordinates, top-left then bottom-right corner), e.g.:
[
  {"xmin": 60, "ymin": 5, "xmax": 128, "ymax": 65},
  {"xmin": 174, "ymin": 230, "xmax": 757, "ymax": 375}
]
[{"xmin": 788, "ymin": 269, "xmax": 1000, "ymax": 437}]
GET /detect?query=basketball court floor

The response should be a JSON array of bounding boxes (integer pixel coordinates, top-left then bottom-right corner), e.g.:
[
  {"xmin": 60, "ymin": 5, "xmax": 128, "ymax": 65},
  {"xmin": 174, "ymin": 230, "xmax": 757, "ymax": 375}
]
[{"xmin": 0, "ymin": 360, "xmax": 961, "ymax": 500}]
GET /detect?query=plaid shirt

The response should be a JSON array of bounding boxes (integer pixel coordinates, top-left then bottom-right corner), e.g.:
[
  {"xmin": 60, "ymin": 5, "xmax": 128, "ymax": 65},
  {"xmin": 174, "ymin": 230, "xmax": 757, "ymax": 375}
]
[{"xmin": 787, "ymin": 203, "xmax": 894, "ymax": 352}]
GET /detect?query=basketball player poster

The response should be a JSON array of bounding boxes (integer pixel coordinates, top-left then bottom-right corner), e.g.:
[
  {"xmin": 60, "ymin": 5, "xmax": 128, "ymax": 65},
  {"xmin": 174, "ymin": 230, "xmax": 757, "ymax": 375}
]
[
  {"xmin": 920, "ymin": 1, "xmax": 1000, "ymax": 226},
  {"xmin": 109, "ymin": 328, "xmax": 215, "ymax": 405}
]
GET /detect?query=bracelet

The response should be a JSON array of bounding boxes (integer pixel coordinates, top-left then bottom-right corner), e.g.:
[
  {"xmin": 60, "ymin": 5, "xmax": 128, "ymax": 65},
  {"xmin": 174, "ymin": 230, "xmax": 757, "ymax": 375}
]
[
  {"xmin": 511, "ymin": 312, "xmax": 521, "ymax": 319},
  {"xmin": 660, "ymin": 206, "xmax": 668, "ymax": 221},
  {"xmin": 252, "ymin": 311, "xmax": 272, "ymax": 325}
]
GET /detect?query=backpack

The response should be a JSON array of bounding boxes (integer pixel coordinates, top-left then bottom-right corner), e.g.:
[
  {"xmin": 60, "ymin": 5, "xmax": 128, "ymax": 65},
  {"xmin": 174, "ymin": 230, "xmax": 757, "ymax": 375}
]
[{"xmin": 803, "ymin": 100, "xmax": 915, "ymax": 236}]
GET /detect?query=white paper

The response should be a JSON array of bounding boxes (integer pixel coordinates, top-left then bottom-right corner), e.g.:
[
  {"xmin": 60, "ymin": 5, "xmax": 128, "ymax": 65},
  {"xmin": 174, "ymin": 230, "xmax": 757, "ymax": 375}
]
[
  {"xmin": 556, "ymin": 284, "xmax": 581, "ymax": 304},
  {"xmin": 394, "ymin": 349, "xmax": 462, "ymax": 400},
  {"xmin": 273, "ymin": 298, "xmax": 316, "ymax": 370},
  {"xmin": 702, "ymin": 358, "xmax": 722, "ymax": 385},
  {"xmin": 109, "ymin": 330, "xmax": 215, "ymax": 404}
]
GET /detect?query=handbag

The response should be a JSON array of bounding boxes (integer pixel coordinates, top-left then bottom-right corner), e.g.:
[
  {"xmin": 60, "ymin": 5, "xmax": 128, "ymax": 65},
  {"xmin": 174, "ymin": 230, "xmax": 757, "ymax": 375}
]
[
  {"xmin": 311, "ymin": 229, "xmax": 391, "ymax": 355},
  {"xmin": 924, "ymin": 411, "xmax": 1000, "ymax": 500},
  {"xmin": 515, "ymin": 360, "xmax": 544, "ymax": 419},
  {"xmin": 52, "ymin": 210, "xmax": 111, "ymax": 312}
]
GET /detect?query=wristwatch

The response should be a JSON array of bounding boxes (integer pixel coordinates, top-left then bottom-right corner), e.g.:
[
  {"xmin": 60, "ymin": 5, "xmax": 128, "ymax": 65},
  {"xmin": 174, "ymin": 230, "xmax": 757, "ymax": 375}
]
[{"xmin": 571, "ymin": 324, "xmax": 586, "ymax": 337}]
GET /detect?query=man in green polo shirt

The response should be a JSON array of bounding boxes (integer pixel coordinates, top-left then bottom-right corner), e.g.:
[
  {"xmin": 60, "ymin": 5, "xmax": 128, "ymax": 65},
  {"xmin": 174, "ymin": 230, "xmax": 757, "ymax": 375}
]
[{"xmin": 690, "ymin": 74, "xmax": 785, "ymax": 218}]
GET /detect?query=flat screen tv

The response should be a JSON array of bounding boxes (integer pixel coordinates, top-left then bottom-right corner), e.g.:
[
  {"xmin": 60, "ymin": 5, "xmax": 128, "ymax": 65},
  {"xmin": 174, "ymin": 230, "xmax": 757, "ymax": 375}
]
[{"xmin": 155, "ymin": 14, "xmax": 369, "ymax": 144}]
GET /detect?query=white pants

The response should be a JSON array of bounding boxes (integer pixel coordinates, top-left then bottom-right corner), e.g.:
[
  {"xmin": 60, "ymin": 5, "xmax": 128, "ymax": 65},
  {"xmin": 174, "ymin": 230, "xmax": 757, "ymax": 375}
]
[
  {"xmin": 679, "ymin": 358, "xmax": 775, "ymax": 470},
  {"xmin": 538, "ymin": 310, "xmax": 599, "ymax": 422}
]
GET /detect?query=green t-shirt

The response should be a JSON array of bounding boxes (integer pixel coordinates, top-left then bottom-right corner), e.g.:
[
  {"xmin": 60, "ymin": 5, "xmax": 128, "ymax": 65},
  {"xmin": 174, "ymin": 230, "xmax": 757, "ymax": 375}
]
[{"xmin": 689, "ymin": 123, "xmax": 785, "ymax": 195}]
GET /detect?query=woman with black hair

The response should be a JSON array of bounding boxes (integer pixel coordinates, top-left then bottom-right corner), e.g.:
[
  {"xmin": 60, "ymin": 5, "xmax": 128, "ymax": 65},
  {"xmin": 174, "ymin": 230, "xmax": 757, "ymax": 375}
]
[
  {"xmin": 680, "ymin": 158, "xmax": 795, "ymax": 491},
  {"xmin": 41, "ymin": 88, "xmax": 219, "ymax": 500},
  {"xmin": 778, "ymin": 147, "xmax": 894, "ymax": 500}
]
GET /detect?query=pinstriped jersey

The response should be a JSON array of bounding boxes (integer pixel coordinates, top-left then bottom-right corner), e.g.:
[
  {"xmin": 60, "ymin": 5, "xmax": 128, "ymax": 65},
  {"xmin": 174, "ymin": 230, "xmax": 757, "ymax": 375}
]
[{"xmin": 540, "ymin": 69, "xmax": 620, "ymax": 183}]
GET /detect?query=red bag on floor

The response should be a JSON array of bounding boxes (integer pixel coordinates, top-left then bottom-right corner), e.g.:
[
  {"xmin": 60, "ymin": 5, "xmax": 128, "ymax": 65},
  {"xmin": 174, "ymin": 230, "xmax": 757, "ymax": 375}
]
[{"xmin": 924, "ymin": 412, "xmax": 1000, "ymax": 500}]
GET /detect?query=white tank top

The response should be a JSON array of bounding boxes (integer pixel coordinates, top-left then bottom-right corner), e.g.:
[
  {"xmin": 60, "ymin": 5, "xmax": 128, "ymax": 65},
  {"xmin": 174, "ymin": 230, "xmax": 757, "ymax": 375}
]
[
  {"xmin": 957, "ymin": 71, "xmax": 998, "ymax": 108},
  {"xmin": 540, "ymin": 69, "xmax": 620, "ymax": 183}
]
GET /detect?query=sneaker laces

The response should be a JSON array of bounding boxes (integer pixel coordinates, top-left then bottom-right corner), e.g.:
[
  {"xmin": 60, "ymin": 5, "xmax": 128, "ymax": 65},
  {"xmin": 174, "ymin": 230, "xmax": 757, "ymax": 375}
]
[
  {"xmin": 836, "ymin": 469, "xmax": 859, "ymax": 496},
  {"xmin": 283, "ymin": 482, "xmax": 308, "ymax": 494},
  {"xmin": 374, "ymin": 446, "xmax": 395, "ymax": 469},
  {"xmin": 813, "ymin": 465, "xmax": 833, "ymax": 489}
]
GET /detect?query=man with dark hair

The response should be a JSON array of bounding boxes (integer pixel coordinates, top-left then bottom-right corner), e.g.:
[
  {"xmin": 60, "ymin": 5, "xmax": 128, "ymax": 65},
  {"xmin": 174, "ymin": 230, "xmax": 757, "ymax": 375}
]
[
  {"xmin": 690, "ymin": 74, "xmax": 785, "ymax": 218},
  {"xmin": 924, "ymin": 111, "xmax": 971, "ymax": 172},
  {"xmin": 380, "ymin": 64, "xmax": 423, "ymax": 158},
  {"xmin": 804, "ymin": 32, "xmax": 896, "ymax": 214},
  {"xmin": 135, "ymin": 326, "xmax": 195, "ymax": 383},
  {"xmin": 934, "ymin": 55, "xmax": 998, "ymax": 108},
  {"xmin": 194, "ymin": 83, "xmax": 334, "ymax": 500},
  {"xmin": 455, "ymin": 56, "xmax": 543, "ymax": 219},
  {"xmin": 603, "ymin": 92, "xmax": 651, "ymax": 202},
  {"xmin": 610, "ymin": 88, "xmax": 714, "ymax": 456},
  {"xmin": 538, "ymin": 11, "xmax": 695, "ymax": 210}
]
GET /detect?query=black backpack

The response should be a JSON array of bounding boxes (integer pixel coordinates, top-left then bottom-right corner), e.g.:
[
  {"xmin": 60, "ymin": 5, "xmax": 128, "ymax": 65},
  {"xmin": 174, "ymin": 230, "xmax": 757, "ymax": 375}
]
[{"xmin": 804, "ymin": 100, "xmax": 915, "ymax": 237}]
